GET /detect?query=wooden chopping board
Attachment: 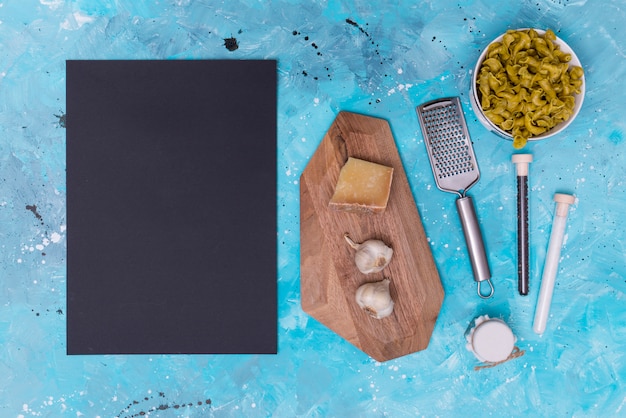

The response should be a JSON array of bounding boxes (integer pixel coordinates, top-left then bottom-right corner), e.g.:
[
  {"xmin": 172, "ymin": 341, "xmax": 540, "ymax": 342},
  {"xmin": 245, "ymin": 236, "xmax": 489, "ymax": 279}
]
[{"xmin": 300, "ymin": 111, "xmax": 445, "ymax": 362}]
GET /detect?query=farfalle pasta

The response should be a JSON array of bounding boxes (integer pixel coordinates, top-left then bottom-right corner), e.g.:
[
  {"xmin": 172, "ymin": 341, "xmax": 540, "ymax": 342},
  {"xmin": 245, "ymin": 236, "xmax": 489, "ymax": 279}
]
[{"xmin": 476, "ymin": 29, "xmax": 584, "ymax": 148}]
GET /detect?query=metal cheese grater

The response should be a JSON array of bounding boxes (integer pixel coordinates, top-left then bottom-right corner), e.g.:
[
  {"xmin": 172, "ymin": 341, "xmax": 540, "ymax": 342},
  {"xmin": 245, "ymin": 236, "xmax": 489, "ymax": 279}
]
[{"xmin": 416, "ymin": 97, "xmax": 493, "ymax": 298}]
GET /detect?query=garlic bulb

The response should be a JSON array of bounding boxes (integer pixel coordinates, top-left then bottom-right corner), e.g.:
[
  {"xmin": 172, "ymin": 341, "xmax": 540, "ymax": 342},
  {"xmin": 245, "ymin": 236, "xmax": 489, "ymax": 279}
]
[
  {"xmin": 355, "ymin": 279, "xmax": 394, "ymax": 319},
  {"xmin": 344, "ymin": 234, "xmax": 393, "ymax": 274}
]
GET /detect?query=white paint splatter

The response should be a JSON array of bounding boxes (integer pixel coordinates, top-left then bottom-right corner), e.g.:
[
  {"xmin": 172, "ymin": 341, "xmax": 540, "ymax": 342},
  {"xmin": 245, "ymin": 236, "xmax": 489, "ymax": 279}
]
[
  {"xmin": 387, "ymin": 83, "xmax": 414, "ymax": 96},
  {"xmin": 61, "ymin": 12, "xmax": 95, "ymax": 30},
  {"xmin": 50, "ymin": 232, "xmax": 62, "ymax": 243},
  {"xmin": 40, "ymin": 0, "xmax": 63, "ymax": 10}
]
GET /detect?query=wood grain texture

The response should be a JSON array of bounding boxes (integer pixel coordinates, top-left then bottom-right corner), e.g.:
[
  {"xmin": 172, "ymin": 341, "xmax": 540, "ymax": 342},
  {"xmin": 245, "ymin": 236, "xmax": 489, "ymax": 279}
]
[{"xmin": 300, "ymin": 111, "xmax": 445, "ymax": 362}]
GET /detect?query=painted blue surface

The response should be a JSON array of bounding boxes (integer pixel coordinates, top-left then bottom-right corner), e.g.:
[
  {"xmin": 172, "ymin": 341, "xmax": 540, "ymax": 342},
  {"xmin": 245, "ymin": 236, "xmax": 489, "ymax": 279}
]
[{"xmin": 1, "ymin": 0, "xmax": 625, "ymax": 416}]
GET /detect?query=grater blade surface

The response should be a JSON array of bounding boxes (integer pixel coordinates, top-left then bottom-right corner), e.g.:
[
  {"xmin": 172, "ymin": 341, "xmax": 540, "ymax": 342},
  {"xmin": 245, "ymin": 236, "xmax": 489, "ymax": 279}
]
[{"xmin": 417, "ymin": 97, "xmax": 479, "ymax": 195}]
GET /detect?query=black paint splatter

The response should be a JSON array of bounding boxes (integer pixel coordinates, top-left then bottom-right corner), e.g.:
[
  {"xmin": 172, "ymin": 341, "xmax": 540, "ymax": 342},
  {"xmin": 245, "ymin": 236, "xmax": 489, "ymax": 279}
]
[
  {"xmin": 345, "ymin": 18, "xmax": 390, "ymax": 65},
  {"xmin": 54, "ymin": 112, "xmax": 66, "ymax": 128},
  {"xmin": 32, "ymin": 308, "xmax": 61, "ymax": 317},
  {"xmin": 223, "ymin": 37, "xmax": 239, "ymax": 51},
  {"xmin": 291, "ymin": 29, "xmax": 327, "ymax": 80},
  {"xmin": 119, "ymin": 392, "xmax": 212, "ymax": 418},
  {"xmin": 26, "ymin": 204, "xmax": 44, "ymax": 225},
  {"xmin": 345, "ymin": 18, "xmax": 368, "ymax": 36},
  {"xmin": 463, "ymin": 15, "xmax": 479, "ymax": 35},
  {"xmin": 292, "ymin": 31, "xmax": 323, "ymax": 57},
  {"xmin": 292, "ymin": 19, "xmax": 390, "ymax": 85}
]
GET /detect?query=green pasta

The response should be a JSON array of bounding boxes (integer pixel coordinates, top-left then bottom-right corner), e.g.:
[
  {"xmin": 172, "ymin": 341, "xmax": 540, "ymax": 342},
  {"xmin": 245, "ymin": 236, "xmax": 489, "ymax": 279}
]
[{"xmin": 476, "ymin": 29, "xmax": 584, "ymax": 148}]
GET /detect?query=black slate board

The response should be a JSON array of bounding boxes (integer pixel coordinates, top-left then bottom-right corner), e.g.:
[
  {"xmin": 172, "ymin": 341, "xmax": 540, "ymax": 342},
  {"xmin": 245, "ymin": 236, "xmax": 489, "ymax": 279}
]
[{"xmin": 66, "ymin": 60, "xmax": 277, "ymax": 355}]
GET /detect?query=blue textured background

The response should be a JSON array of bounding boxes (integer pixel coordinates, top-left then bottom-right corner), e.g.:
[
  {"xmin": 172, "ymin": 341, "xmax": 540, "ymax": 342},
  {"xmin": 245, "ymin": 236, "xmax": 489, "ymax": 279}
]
[{"xmin": 1, "ymin": 0, "xmax": 625, "ymax": 417}]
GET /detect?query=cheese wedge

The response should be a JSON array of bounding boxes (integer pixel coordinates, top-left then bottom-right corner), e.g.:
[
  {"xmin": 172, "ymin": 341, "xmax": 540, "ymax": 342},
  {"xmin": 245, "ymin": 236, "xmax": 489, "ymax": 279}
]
[{"xmin": 329, "ymin": 157, "xmax": 394, "ymax": 214}]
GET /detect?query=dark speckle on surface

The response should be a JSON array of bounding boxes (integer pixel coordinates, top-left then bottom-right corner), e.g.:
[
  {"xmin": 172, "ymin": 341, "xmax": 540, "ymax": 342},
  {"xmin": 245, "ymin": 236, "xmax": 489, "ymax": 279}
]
[{"xmin": 223, "ymin": 36, "xmax": 238, "ymax": 51}]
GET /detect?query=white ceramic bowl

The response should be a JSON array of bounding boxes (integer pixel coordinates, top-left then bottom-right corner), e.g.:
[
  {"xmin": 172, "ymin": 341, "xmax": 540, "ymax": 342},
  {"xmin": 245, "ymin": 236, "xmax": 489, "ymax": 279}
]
[{"xmin": 470, "ymin": 28, "xmax": 585, "ymax": 142}]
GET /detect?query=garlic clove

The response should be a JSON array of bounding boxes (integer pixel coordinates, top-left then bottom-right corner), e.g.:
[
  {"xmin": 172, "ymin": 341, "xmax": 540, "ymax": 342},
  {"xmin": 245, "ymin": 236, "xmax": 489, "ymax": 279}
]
[
  {"xmin": 355, "ymin": 279, "xmax": 394, "ymax": 319},
  {"xmin": 344, "ymin": 234, "xmax": 393, "ymax": 274}
]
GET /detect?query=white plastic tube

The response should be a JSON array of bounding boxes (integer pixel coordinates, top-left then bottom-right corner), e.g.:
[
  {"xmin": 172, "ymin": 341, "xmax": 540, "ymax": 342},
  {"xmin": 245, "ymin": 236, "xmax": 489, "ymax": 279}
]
[{"xmin": 533, "ymin": 193, "xmax": 576, "ymax": 335}]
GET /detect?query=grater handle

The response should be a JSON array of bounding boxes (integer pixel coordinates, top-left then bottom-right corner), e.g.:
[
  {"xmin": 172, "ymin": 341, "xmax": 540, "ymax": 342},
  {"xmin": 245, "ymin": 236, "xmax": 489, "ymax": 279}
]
[{"xmin": 455, "ymin": 196, "xmax": 492, "ymax": 292}]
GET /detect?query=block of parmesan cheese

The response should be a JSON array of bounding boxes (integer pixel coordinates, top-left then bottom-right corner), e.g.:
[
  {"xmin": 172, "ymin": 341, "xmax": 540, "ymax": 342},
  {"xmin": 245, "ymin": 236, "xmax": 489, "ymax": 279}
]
[{"xmin": 329, "ymin": 157, "xmax": 394, "ymax": 214}]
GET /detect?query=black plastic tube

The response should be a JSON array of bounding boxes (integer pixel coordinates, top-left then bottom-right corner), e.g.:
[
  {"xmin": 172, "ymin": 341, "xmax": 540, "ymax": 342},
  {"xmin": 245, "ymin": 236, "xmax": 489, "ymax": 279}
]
[
  {"xmin": 512, "ymin": 153, "xmax": 532, "ymax": 297},
  {"xmin": 517, "ymin": 175, "xmax": 529, "ymax": 295}
]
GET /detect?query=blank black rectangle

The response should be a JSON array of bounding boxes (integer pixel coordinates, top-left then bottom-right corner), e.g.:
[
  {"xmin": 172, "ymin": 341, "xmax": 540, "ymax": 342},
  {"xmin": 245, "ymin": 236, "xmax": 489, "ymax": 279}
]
[{"xmin": 66, "ymin": 60, "xmax": 277, "ymax": 355}]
